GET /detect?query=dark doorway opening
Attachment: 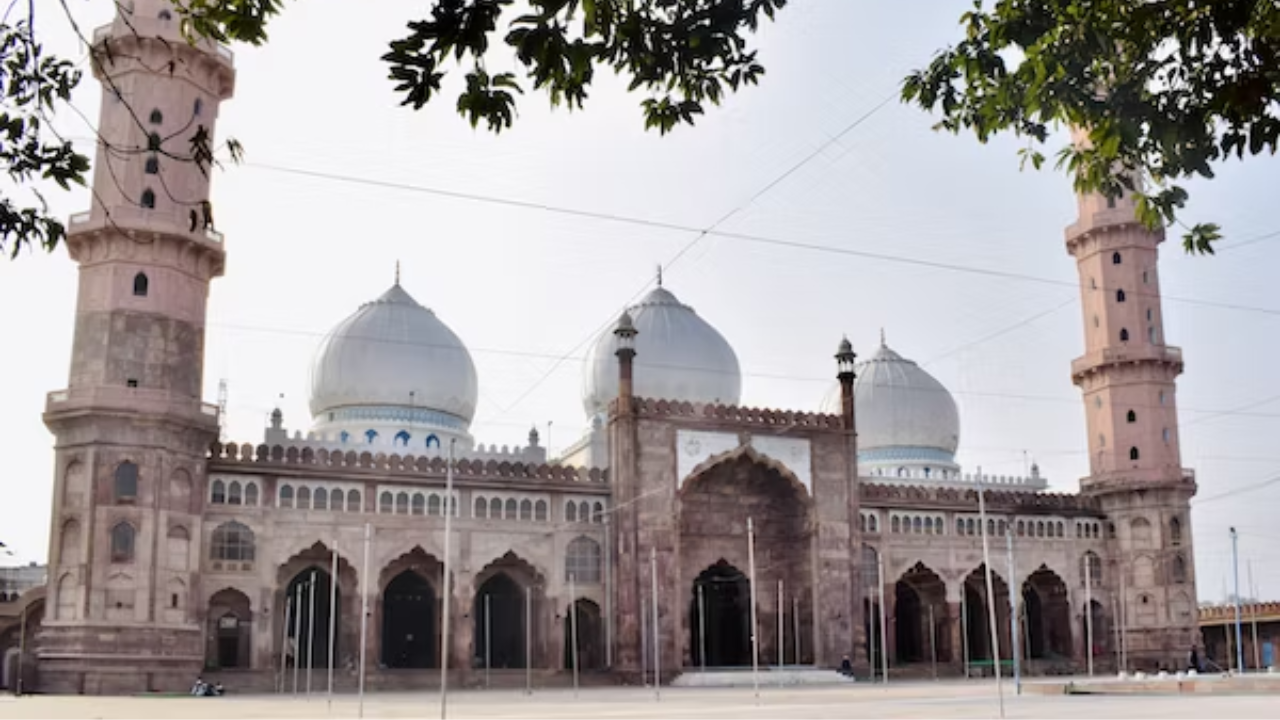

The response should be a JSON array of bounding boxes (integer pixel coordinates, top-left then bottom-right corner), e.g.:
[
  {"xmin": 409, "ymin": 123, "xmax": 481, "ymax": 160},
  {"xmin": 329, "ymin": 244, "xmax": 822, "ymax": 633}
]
[
  {"xmin": 563, "ymin": 599, "xmax": 604, "ymax": 670},
  {"xmin": 474, "ymin": 572, "xmax": 526, "ymax": 669},
  {"xmin": 382, "ymin": 571, "xmax": 436, "ymax": 668},
  {"xmin": 285, "ymin": 568, "xmax": 339, "ymax": 669},
  {"xmin": 689, "ymin": 560, "xmax": 751, "ymax": 667},
  {"xmin": 216, "ymin": 614, "xmax": 242, "ymax": 667},
  {"xmin": 894, "ymin": 582, "xmax": 924, "ymax": 663}
]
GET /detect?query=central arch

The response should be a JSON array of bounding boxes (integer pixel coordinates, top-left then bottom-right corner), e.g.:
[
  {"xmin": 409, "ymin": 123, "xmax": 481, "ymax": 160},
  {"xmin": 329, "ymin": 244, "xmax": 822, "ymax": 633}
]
[
  {"xmin": 563, "ymin": 598, "xmax": 605, "ymax": 670},
  {"xmin": 678, "ymin": 448, "xmax": 814, "ymax": 668},
  {"xmin": 382, "ymin": 571, "xmax": 436, "ymax": 668},
  {"xmin": 284, "ymin": 568, "xmax": 339, "ymax": 669},
  {"xmin": 962, "ymin": 565, "xmax": 1010, "ymax": 662},
  {"xmin": 690, "ymin": 560, "xmax": 752, "ymax": 668}
]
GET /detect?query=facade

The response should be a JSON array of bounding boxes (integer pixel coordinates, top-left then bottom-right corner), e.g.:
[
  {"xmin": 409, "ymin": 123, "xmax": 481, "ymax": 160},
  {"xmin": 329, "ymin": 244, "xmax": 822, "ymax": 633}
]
[{"xmin": 11, "ymin": 0, "xmax": 1203, "ymax": 695}]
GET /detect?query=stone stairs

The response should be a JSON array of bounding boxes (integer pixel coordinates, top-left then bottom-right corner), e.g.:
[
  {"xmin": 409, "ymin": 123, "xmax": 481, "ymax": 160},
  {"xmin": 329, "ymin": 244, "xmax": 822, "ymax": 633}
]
[{"xmin": 199, "ymin": 668, "xmax": 621, "ymax": 695}]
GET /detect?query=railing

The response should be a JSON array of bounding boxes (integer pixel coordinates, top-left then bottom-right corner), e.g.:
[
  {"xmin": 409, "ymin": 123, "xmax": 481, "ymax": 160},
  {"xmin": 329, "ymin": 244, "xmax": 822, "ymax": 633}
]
[
  {"xmin": 88, "ymin": 20, "xmax": 234, "ymax": 64},
  {"xmin": 1071, "ymin": 344, "xmax": 1184, "ymax": 376},
  {"xmin": 66, "ymin": 207, "xmax": 225, "ymax": 246},
  {"xmin": 47, "ymin": 387, "xmax": 218, "ymax": 426}
]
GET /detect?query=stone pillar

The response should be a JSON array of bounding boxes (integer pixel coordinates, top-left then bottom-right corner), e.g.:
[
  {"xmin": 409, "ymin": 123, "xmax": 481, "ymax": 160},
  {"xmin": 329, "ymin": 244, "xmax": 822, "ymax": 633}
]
[{"xmin": 948, "ymin": 601, "xmax": 964, "ymax": 669}]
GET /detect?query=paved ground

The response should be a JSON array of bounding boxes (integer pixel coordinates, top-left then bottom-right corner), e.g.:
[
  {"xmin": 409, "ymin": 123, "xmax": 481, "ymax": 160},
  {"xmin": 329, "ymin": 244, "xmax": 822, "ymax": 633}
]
[{"xmin": 1, "ymin": 680, "xmax": 1276, "ymax": 719}]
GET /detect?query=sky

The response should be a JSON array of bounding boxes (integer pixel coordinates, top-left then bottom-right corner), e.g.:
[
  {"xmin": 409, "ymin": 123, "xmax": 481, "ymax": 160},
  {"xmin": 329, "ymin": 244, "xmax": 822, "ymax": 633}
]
[{"xmin": 3, "ymin": 0, "xmax": 1279, "ymax": 602}]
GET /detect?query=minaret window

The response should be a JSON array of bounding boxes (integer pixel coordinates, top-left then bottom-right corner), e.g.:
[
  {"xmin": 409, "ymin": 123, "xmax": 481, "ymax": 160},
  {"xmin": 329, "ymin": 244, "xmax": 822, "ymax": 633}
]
[
  {"xmin": 110, "ymin": 522, "xmax": 136, "ymax": 562},
  {"xmin": 144, "ymin": 156, "xmax": 159, "ymax": 174},
  {"xmin": 132, "ymin": 272, "xmax": 149, "ymax": 297},
  {"xmin": 194, "ymin": 98, "xmax": 204, "ymax": 116},
  {"xmin": 1149, "ymin": 326, "xmax": 1157, "ymax": 343},
  {"xmin": 140, "ymin": 188, "xmax": 156, "ymax": 209},
  {"xmin": 1170, "ymin": 517, "xmax": 1183, "ymax": 546},
  {"xmin": 1112, "ymin": 252, "xmax": 1122, "ymax": 265},
  {"xmin": 1093, "ymin": 315, "xmax": 1099, "ymax": 328},
  {"xmin": 1116, "ymin": 289, "xmax": 1126, "ymax": 302},
  {"xmin": 147, "ymin": 132, "xmax": 161, "ymax": 150},
  {"xmin": 114, "ymin": 461, "xmax": 138, "ymax": 502},
  {"xmin": 148, "ymin": 109, "xmax": 163, "ymax": 125},
  {"xmin": 1159, "ymin": 391, "xmax": 1166, "ymax": 405},
  {"xmin": 1126, "ymin": 410, "xmax": 1136, "ymax": 423},
  {"xmin": 1120, "ymin": 328, "xmax": 1129, "ymax": 342},
  {"xmin": 1172, "ymin": 554, "xmax": 1187, "ymax": 583},
  {"xmin": 1090, "ymin": 278, "xmax": 1097, "ymax": 289},
  {"xmin": 1143, "ymin": 270, "xmax": 1149, "ymax": 284},
  {"xmin": 1146, "ymin": 309, "xmax": 1152, "ymax": 321},
  {"xmin": 1129, "ymin": 447, "xmax": 1140, "ymax": 461},
  {"xmin": 1163, "ymin": 427, "xmax": 1170, "ymax": 443},
  {"xmin": 1107, "ymin": 196, "xmax": 1116, "ymax": 209},
  {"xmin": 158, "ymin": 9, "xmax": 172, "ymax": 20}
]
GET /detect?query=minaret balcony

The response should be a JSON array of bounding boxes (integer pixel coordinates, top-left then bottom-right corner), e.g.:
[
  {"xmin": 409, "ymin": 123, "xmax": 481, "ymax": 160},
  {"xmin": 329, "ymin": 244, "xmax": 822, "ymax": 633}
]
[
  {"xmin": 45, "ymin": 386, "xmax": 220, "ymax": 430},
  {"xmin": 1071, "ymin": 344, "xmax": 1183, "ymax": 382},
  {"xmin": 92, "ymin": 20, "xmax": 234, "ymax": 64},
  {"xmin": 1065, "ymin": 207, "xmax": 1166, "ymax": 249},
  {"xmin": 1080, "ymin": 466, "xmax": 1197, "ymax": 495}
]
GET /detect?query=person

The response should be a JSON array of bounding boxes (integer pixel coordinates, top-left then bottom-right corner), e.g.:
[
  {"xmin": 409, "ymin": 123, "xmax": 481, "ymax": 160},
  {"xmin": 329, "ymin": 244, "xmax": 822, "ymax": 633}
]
[
  {"xmin": 839, "ymin": 654, "xmax": 853, "ymax": 677},
  {"xmin": 1189, "ymin": 647, "xmax": 1201, "ymax": 673},
  {"xmin": 190, "ymin": 677, "xmax": 206, "ymax": 696}
]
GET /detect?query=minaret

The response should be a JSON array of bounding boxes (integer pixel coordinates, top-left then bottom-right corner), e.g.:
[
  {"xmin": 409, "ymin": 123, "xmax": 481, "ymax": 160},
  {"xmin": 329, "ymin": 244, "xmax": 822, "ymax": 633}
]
[
  {"xmin": 1065, "ymin": 129, "xmax": 1198, "ymax": 671},
  {"xmin": 40, "ymin": 0, "xmax": 235, "ymax": 694}
]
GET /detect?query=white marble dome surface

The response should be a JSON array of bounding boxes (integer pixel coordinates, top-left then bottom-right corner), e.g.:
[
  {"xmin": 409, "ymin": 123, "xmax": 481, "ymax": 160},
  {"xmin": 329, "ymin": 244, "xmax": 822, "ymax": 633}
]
[
  {"xmin": 823, "ymin": 339, "xmax": 960, "ymax": 455},
  {"xmin": 309, "ymin": 283, "xmax": 479, "ymax": 425},
  {"xmin": 582, "ymin": 286, "xmax": 741, "ymax": 416}
]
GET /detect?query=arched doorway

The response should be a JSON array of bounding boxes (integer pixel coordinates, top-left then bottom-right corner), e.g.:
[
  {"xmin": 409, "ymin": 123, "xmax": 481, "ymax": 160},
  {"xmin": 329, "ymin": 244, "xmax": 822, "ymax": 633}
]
[
  {"xmin": 207, "ymin": 588, "xmax": 252, "ymax": 669},
  {"xmin": 474, "ymin": 573, "xmax": 525, "ymax": 669},
  {"xmin": 689, "ymin": 560, "xmax": 751, "ymax": 668},
  {"xmin": 563, "ymin": 599, "xmax": 604, "ymax": 670},
  {"xmin": 285, "ymin": 568, "xmax": 339, "ymax": 669},
  {"xmin": 1023, "ymin": 566, "xmax": 1071, "ymax": 660},
  {"xmin": 382, "ymin": 571, "xmax": 436, "ymax": 668},
  {"xmin": 893, "ymin": 562, "xmax": 948, "ymax": 665},
  {"xmin": 962, "ymin": 565, "xmax": 1010, "ymax": 662}
]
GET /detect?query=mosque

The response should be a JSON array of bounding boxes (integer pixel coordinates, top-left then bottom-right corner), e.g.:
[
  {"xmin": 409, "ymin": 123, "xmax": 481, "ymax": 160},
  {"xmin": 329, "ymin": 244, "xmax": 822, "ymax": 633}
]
[{"xmin": 3, "ymin": 1, "xmax": 1201, "ymax": 694}]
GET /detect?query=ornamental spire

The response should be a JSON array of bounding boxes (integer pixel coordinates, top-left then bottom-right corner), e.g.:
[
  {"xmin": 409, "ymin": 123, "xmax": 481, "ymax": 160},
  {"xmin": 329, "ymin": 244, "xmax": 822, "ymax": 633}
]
[
  {"xmin": 656, "ymin": 263, "xmax": 663, "ymax": 288},
  {"xmin": 395, "ymin": 260, "xmax": 401, "ymax": 286},
  {"xmin": 880, "ymin": 327, "xmax": 886, "ymax": 347}
]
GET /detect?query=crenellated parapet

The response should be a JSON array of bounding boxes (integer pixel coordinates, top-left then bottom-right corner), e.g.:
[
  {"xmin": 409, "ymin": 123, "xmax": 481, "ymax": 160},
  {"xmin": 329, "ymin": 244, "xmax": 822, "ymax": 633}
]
[
  {"xmin": 861, "ymin": 467, "xmax": 1048, "ymax": 490},
  {"xmin": 266, "ymin": 428, "xmax": 547, "ymax": 464},
  {"xmin": 610, "ymin": 396, "xmax": 843, "ymax": 430},
  {"xmin": 207, "ymin": 440, "xmax": 606, "ymax": 484},
  {"xmin": 1199, "ymin": 602, "xmax": 1280, "ymax": 624},
  {"xmin": 860, "ymin": 481, "xmax": 1102, "ymax": 515}
]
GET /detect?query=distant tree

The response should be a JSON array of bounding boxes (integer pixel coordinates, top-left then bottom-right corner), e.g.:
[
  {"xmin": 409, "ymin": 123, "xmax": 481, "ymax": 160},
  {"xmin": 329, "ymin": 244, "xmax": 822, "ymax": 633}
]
[{"xmin": 8, "ymin": 0, "xmax": 1278, "ymax": 259}]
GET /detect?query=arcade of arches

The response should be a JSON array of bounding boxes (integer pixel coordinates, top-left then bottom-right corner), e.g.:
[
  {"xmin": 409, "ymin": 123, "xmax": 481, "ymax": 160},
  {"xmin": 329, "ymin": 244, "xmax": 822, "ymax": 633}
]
[
  {"xmin": 201, "ymin": 544, "xmax": 603, "ymax": 673},
  {"xmin": 863, "ymin": 560, "xmax": 1100, "ymax": 670},
  {"xmin": 679, "ymin": 453, "xmax": 814, "ymax": 668}
]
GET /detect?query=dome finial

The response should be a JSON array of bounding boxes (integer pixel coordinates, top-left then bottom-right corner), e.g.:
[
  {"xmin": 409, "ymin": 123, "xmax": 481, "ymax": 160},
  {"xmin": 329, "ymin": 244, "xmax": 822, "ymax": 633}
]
[
  {"xmin": 880, "ymin": 327, "xmax": 886, "ymax": 347},
  {"xmin": 395, "ymin": 260, "xmax": 401, "ymax": 286},
  {"xmin": 656, "ymin": 263, "xmax": 663, "ymax": 288}
]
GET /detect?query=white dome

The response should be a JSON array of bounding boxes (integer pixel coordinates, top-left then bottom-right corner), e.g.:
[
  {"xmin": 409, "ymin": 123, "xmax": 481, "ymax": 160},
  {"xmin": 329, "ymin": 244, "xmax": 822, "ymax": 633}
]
[
  {"xmin": 582, "ymin": 286, "xmax": 741, "ymax": 416},
  {"xmin": 309, "ymin": 283, "xmax": 479, "ymax": 427},
  {"xmin": 822, "ymin": 339, "xmax": 960, "ymax": 458}
]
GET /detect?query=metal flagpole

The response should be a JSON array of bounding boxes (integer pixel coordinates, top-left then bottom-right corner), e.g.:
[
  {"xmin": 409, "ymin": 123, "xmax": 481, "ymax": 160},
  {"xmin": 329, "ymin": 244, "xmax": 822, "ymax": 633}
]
[
  {"xmin": 975, "ymin": 475, "xmax": 1005, "ymax": 718},
  {"xmin": 778, "ymin": 579, "xmax": 785, "ymax": 669},
  {"xmin": 929, "ymin": 605, "xmax": 938, "ymax": 680},
  {"xmin": 1006, "ymin": 529, "xmax": 1020, "ymax": 696},
  {"xmin": 570, "ymin": 573, "xmax": 580, "ymax": 697},
  {"xmin": 1231, "ymin": 527, "xmax": 1244, "ymax": 673},
  {"xmin": 793, "ymin": 596, "xmax": 800, "ymax": 666},
  {"xmin": 871, "ymin": 585, "xmax": 880, "ymax": 680},
  {"xmin": 651, "ymin": 546, "xmax": 661, "ymax": 701},
  {"xmin": 697, "ymin": 583, "xmax": 707, "ymax": 673},
  {"xmin": 292, "ymin": 589, "xmax": 302, "ymax": 694},
  {"xmin": 640, "ymin": 595, "xmax": 648, "ymax": 686},
  {"xmin": 877, "ymin": 554, "xmax": 888, "ymax": 684},
  {"xmin": 961, "ymin": 587, "xmax": 969, "ymax": 679},
  {"xmin": 484, "ymin": 594, "xmax": 491, "ymax": 688},
  {"xmin": 358, "ymin": 523, "xmax": 371, "ymax": 718},
  {"xmin": 327, "ymin": 540, "xmax": 338, "ymax": 712},
  {"xmin": 747, "ymin": 518, "xmax": 761, "ymax": 701},
  {"xmin": 524, "ymin": 585, "xmax": 533, "ymax": 695},
  {"xmin": 307, "ymin": 570, "xmax": 317, "ymax": 697},
  {"xmin": 1250, "ymin": 560, "xmax": 1261, "ymax": 671},
  {"xmin": 440, "ymin": 439, "xmax": 456, "ymax": 719},
  {"xmin": 604, "ymin": 515, "xmax": 613, "ymax": 669},
  {"xmin": 1111, "ymin": 594, "xmax": 1122, "ymax": 673},
  {"xmin": 1084, "ymin": 554, "xmax": 1094, "ymax": 677},
  {"xmin": 1119, "ymin": 564, "xmax": 1128, "ymax": 673},
  {"xmin": 279, "ymin": 592, "xmax": 292, "ymax": 693}
]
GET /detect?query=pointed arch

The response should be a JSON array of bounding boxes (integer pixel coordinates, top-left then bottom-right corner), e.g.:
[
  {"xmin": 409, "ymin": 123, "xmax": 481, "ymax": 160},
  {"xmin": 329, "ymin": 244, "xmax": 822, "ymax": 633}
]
[
  {"xmin": 679, "ymin": 444, "xmax": 811, "ymax": 502},
  {"xmin": 110, "ymin": 521, "xmax": 135, "ymax": 562},
  {"xmin": 58, "ymin": 518, "xmax": 81, "ymax": 566},
  {"xmin": 132, "ymin": 272, "xmax": 149, "ymax": 297},
  {"xmin": 565, "ymin": 536, "xmax": 602, "ymax": 583}
]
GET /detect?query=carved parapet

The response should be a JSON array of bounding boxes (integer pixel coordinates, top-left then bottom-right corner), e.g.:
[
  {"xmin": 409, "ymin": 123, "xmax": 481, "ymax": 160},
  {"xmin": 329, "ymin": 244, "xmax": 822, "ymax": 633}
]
[
  {"xmin": 207, "ymin": 440, "xmax": 607, "ymax": 484},
  {"xmin": 1198, "ymin": 602, "xmax": 1280, "ymax": 623},
  {"xmin": 609, "ymin": 396, "xmax": 842, "ymax": 429},
  {"xmin": 859, "ymin": 481, "xmax": 1102, "ymax": 514}
]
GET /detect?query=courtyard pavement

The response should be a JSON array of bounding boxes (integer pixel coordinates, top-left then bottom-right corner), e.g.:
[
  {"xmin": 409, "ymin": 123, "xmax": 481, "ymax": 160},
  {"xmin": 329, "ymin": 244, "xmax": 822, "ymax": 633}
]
[{"xmin": 1, "ymin": 679, "xmax": 1276, "ymax": 718}]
